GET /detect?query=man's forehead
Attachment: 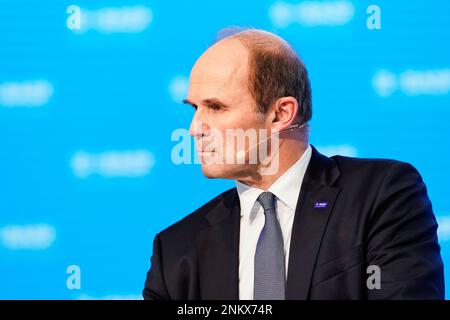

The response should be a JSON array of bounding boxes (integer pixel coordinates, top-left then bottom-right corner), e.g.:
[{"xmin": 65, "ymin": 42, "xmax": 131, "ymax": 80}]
[
  {"xmin": 189, "ymin": 68, "xmax": 248, "ymax": 100},
  {"xmin": 188, "ymin": 68, "xmax": 248, "ymax": 102},
  {"xmin": 187, "ymin": 39, "xmax": 250, "ymax": 103},
  {"xmin": 189, "ymin": 69, "xmax": 240, "ymax": 88}
]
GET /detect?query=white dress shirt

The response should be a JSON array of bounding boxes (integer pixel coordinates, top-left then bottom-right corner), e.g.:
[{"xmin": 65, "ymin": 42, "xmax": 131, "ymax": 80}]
[{"xmin": 236, "ymin": 144, "xmax": 312, "ymax": 300}]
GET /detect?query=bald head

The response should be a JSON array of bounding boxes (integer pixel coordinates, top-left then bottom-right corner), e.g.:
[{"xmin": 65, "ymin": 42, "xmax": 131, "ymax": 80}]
[
  {"xmin": 210, "ymin": 28, "xmax": 312, "ymax": 124},
  {"xmin": 216, "ymin": 28, "xmax": 294, "ymax": 53}
]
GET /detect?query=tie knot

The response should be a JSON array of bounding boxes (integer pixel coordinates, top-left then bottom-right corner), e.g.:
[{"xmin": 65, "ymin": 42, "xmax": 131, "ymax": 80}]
[{"xmin": 257, "ymin": 192, "xmax": 276, "ymax": 212}]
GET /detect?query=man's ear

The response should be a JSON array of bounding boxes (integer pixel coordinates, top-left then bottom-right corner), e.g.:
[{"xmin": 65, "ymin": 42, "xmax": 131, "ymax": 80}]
[{"xmin": 271, "ymin": 97, "xmax": 299, "ymax": 132}]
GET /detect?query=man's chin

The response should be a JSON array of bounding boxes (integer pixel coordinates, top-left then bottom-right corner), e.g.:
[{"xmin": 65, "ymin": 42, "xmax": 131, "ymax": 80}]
[
  {"xmin": 200, "ymin": 164, "xmax": 228, "ymax": 179},
  {"xmin": 198, "ymin": 153, "xmax": 230, "ymax": 178},
  {"xmin": 200, "ymin": 163, "xmax": 254, "ymax": 180},
  {"xmin": 197, "ymin": 152, "xmax": 256, "ymax": 179}
]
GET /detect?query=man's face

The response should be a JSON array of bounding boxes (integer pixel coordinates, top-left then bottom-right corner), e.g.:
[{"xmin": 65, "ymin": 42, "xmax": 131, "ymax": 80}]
[{"xmin": 185, "ymin": 39, "xmax": 268, "ymax": 179}]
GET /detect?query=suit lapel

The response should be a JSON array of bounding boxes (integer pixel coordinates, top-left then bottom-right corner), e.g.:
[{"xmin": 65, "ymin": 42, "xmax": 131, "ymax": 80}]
[
  {"xmin": 195, "ymin": 145, "xmax": 341, "ymax": 300},
  {"xmin": 286, "ymin": 145, "xmax": 341, "ymax": 299},
  {"xmin": 196, "ymin": 191, "xmax": 241, "ymax": 299}
]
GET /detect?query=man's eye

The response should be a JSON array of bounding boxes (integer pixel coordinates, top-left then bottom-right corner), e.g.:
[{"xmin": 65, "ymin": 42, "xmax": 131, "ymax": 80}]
[{"xmin": 208, "ymin": 104, "xmax": 222, "ymax": 110}]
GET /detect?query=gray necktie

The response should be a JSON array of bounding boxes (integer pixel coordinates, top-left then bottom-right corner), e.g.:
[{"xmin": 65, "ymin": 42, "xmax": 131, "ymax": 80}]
[{"xmin": 253, "ymin": 191, "xmax": 286, "ymax": 300}]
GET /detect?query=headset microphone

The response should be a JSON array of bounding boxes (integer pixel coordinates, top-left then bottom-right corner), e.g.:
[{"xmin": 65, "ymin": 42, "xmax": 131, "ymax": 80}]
[{"xmin": 235, "ymin": 122, "xmax": 307, "ymax": 161}]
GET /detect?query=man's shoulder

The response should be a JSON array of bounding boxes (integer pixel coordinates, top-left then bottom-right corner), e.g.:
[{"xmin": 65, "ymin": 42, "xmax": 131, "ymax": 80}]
[
  {"xmin": 329, "ymin": 153, "xmax": 421, "ymax": 184},
  {"xmin": 157, "ymin": 187, "xmax": 237, "ymax": 241},
  {"xmin": 332, "ymin": 153, "xmax": 402, "ymax": 167}
]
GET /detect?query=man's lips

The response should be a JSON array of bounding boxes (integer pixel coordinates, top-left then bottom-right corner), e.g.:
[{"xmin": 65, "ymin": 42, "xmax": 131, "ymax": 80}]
[
  {"xmin": 196, "ymin": 144, "xmax": 215, "ymax": 152},
  {"xmin": 195, "ymin": 139, "xmax": 216, "ymax": 152}
]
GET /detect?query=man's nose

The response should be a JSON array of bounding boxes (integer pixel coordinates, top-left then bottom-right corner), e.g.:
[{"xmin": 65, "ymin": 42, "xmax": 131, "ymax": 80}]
[{"xmin": 189, "ymin": 110, "xmax": 210, "ymax": 137}]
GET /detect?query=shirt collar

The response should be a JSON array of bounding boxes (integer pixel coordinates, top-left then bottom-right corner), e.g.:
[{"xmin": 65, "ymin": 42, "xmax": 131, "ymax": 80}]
[{"xmin": 236, "ymin": 144, "xmax": 312, "ymax": 217}]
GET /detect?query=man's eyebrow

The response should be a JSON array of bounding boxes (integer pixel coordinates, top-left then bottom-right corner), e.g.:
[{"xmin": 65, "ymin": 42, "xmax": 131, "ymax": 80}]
[
  {"xmin": 182, "ymin": 98, "xmax": 230, "ymax": 109},
  {"xmin": 202, "ymin": 98, "xmax": 230, "ymax": 109}
]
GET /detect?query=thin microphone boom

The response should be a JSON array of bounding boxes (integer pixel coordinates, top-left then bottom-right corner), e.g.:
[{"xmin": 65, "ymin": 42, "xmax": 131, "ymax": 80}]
[{"xmin": 236, "ymin": 122, "xmax": 307, "ymax": 160}]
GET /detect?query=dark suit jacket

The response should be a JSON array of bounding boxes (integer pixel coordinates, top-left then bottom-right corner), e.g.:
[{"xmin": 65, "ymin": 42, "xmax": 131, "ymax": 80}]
[{"xmin": 143, "ymin": 145, "xmax": 444, "ymax": 299}]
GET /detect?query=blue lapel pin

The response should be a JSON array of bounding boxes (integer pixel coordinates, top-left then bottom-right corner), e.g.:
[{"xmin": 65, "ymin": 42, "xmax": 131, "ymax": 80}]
[{"xmin": 314, "ymin": 201, "xmax": 328, "ymax": 209}]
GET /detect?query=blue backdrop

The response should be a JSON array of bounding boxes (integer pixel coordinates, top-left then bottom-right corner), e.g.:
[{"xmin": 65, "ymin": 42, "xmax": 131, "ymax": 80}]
[{"xmin": 1, "ymin": 0, "xmax": 449, "ymax": 299}]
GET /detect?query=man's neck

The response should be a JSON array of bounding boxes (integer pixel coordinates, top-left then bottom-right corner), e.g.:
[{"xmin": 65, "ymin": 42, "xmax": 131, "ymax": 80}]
[{"xmin": 237, "ymin": 141, "xmax": 308, "ymax": 191}]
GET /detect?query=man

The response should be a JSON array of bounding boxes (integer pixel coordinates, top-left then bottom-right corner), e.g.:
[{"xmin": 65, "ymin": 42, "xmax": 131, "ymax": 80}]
[{"xmin": 143, "ymin": 28, "xmax": 444, "ymax": 299}]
